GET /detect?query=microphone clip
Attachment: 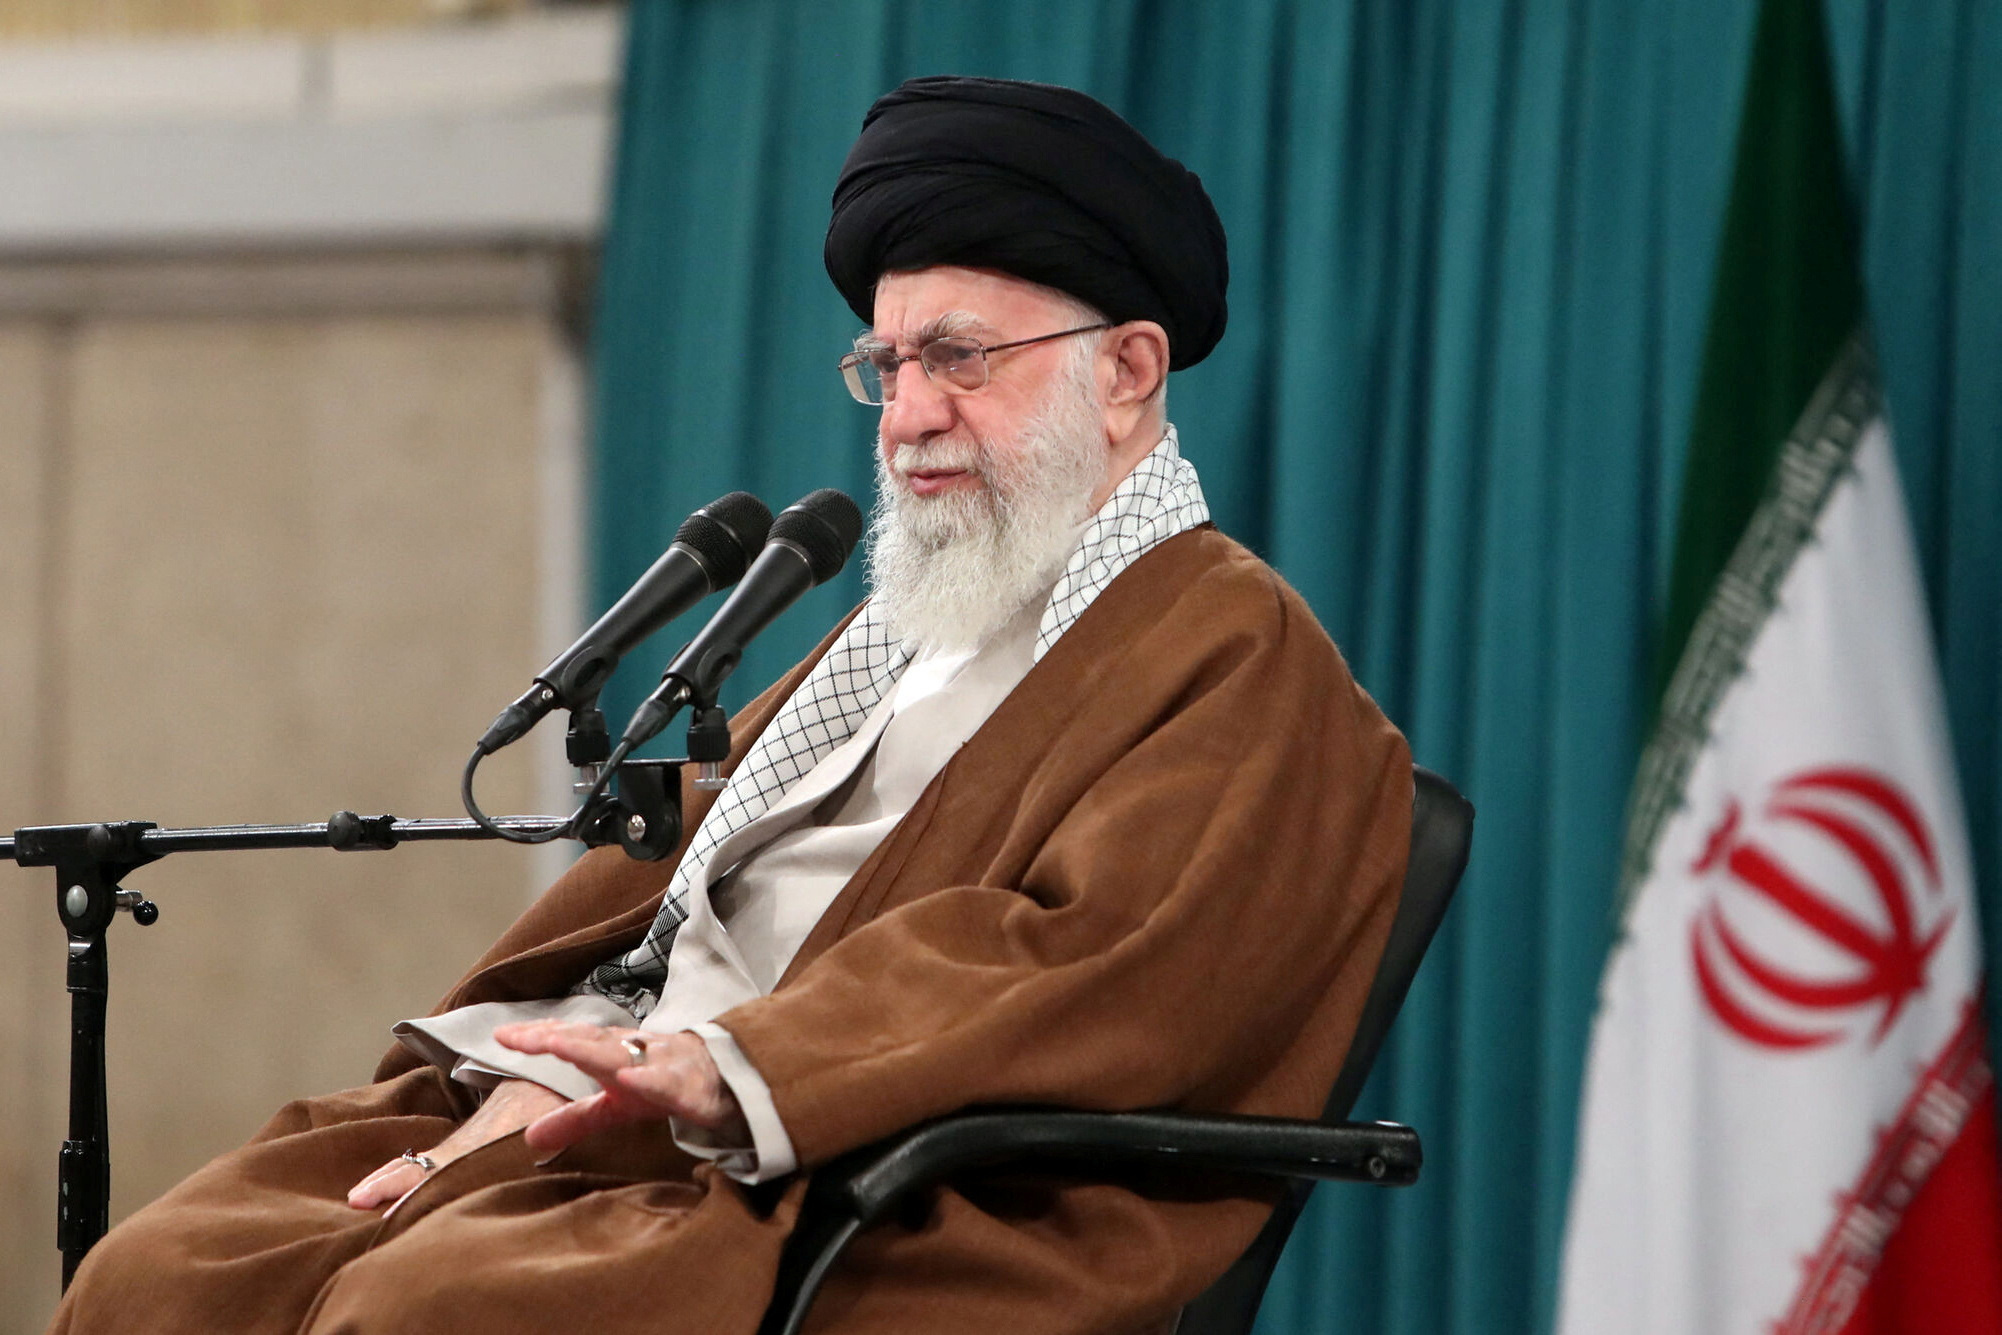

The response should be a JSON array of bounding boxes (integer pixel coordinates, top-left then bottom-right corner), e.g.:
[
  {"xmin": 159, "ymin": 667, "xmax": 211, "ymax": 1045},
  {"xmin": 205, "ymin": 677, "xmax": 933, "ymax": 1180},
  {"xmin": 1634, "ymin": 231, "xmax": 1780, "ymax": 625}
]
[
  {"xmin": 564, "ymin": 703, "xmax": 612, "ymax": 795},
  {"xmin": 686, "ymin": 705, "xmax": 731, "ymax": 791}
]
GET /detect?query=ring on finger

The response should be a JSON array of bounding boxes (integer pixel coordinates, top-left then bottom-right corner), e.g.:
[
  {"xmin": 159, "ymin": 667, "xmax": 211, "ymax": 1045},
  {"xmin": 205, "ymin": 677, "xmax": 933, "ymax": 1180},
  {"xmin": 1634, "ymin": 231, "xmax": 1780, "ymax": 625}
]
[
  {"xmin": 399, "ymin": 1150, "xmax": 439, "ymax": 1172},
  {"xmin": 620, "ymin": 1035, "xmax": 649, "ymax": 1068}
]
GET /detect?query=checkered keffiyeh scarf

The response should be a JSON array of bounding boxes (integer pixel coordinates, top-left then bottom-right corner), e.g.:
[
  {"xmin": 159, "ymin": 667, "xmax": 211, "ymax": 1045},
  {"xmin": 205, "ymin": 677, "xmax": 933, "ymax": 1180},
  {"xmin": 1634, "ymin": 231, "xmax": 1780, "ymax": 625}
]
[{"xmin": 582, "ymin": 427, "xmax": 1209, "ymax": 1012}]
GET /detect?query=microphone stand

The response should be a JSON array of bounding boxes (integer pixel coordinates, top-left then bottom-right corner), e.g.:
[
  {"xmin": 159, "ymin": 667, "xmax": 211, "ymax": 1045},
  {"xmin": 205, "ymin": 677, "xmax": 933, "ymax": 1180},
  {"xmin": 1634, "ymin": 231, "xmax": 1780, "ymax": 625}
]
[{"xmin": 4, "ymin": 751, "xmax": 689, "ymax": 1290}]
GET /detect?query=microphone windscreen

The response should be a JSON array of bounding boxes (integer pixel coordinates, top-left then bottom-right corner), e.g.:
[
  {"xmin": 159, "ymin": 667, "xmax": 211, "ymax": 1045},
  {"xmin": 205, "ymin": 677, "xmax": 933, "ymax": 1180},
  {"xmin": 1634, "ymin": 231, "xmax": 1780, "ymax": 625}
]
[
  {"xmin": 675, "ymin": 491, "xmax": 772, "ymax": 586},
  {"xmin": 772, "ymin": 489, "xmax": 864, "ymax": 584}
]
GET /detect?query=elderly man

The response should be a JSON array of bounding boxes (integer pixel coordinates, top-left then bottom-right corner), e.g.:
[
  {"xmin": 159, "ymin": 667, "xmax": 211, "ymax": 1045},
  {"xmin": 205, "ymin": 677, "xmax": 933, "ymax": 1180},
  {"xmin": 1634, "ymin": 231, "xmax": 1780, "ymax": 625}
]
[{"xmin": 50, "ymin": 77, "xmax": 1410, "ymax": 1335}]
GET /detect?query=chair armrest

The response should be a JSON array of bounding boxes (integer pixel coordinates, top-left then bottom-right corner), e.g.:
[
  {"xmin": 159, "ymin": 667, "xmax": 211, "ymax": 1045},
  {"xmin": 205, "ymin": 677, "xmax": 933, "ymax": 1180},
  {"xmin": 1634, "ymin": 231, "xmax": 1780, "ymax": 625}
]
[
  {"xmin": 758, "ymin": 1113, "xmax": 1421, "ymax": 1335},
  {"xmin": 819, "ymin": 1110, "xmax": 1422, "ymax": 1226}
]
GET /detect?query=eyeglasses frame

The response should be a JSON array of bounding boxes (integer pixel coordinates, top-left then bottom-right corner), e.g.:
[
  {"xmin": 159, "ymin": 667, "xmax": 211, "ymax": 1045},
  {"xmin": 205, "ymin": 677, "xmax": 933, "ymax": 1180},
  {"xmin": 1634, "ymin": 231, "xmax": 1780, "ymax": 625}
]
[{"xmin": 838, "ymin": 322, "xmax": 1114, "ymax": 405}]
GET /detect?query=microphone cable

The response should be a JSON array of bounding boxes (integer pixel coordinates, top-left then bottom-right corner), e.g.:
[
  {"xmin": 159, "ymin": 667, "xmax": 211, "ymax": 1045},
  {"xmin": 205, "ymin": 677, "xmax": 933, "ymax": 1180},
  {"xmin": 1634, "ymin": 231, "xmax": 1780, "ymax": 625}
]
[{"xmin": 461, "ymin": 738, "xmax": 582, "ymax": 845}]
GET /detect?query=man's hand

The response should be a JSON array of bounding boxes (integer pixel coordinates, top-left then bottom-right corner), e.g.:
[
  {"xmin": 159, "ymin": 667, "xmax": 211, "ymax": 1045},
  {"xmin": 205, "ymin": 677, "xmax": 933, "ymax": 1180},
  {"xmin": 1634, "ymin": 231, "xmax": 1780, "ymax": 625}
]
[
  {"xmin": 346, "ymin": 1076, "xmax": 565, "ymax": 1210},
  {"xmin": 493, "ymin": 1021, "xmax": 749, "ymax": 1158}
]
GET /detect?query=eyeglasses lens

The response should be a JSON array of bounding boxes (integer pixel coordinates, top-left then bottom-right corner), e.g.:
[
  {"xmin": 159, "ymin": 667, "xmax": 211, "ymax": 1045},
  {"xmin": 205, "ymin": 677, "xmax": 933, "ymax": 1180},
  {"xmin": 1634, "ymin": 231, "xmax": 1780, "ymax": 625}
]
[
  {"xmin": 841, "ymin": 353, "xmax": 890, "ymax": 405},
  {"xmin": 920, "ymin": 338, "xmax": 987, "ymax": 391},
  {"xmin": 841, "ymin": 337, "xmax": 990, "ymax": 405}
]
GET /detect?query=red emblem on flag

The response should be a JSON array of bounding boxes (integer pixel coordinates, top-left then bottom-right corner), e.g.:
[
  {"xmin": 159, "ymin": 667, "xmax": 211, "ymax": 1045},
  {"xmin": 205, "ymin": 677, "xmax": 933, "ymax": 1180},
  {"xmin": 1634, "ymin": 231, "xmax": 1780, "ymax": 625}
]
[{"xmin": 1688, "ymin": 767, "xmax": 1951, "ymax": 1050}]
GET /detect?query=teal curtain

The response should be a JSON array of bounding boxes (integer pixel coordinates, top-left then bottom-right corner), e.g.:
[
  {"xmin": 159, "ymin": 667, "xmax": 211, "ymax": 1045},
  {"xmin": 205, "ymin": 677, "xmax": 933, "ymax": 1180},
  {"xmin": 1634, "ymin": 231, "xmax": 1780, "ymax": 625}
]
[{"xmin": 587, "ymin": 3, "xmax": 2002, "ymax": 1331}]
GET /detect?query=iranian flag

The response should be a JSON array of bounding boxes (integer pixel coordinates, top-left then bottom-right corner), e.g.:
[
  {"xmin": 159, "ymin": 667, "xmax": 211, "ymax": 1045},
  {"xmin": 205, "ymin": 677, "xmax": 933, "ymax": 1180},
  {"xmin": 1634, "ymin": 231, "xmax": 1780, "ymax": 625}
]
[{"xmin": 1555, "ymin": 0, "xmax": 2002, "ymax": 1331}]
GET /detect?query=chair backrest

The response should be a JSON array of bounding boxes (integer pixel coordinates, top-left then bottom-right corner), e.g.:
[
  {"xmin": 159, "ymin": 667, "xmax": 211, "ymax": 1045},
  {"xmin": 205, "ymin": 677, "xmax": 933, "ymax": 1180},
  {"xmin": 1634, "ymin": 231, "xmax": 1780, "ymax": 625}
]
[{"xmin": 1172, "ymin": 765, "xmax": 1474, "ymax": 1335}]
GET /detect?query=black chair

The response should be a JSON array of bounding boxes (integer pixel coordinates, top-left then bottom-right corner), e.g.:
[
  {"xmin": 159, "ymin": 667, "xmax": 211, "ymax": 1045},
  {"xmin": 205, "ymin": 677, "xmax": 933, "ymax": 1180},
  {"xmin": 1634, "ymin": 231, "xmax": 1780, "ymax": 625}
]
[{"xmin": 756, "ymin": 766, "xmax": 1475, "ymax": 1335}]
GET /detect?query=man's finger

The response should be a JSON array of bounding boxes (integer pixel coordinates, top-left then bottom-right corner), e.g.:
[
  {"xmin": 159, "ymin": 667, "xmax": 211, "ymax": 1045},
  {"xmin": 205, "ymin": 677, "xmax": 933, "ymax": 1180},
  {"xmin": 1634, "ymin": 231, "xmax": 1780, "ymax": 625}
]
[
  {"xmin": 346, "ymin": 1159, "xmax": 424, "ymax": 1210},
  {"xmin": 521, "ymin": 1089, "xmax": 644, "ymax": 1156},
  {"xmin": 494, "ymin": 1022, "xmax": 634, "ymax": 1080},
  {"xmin": 494, "ymin": 1019, "xmax": 614, "ymax": 1048},
  {"xmin": 495, "ymin": 1024, "xmax": 719, "ymax": 1126}
]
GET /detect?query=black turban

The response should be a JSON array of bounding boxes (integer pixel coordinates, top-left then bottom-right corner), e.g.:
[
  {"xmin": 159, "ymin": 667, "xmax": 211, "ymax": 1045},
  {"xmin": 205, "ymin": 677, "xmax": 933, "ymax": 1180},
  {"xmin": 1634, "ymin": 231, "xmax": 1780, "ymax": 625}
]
[{"xmin": 825, "ymin": 76, "xmax": 1229, "ymax": 371}]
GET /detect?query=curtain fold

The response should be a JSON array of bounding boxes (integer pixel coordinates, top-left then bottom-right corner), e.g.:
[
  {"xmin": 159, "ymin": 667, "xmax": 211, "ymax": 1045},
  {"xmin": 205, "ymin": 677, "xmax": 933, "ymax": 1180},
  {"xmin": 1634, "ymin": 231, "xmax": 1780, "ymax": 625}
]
[{"xmin": 588, "ymin": 3, "xmax": 2002, "ymax": 1330}]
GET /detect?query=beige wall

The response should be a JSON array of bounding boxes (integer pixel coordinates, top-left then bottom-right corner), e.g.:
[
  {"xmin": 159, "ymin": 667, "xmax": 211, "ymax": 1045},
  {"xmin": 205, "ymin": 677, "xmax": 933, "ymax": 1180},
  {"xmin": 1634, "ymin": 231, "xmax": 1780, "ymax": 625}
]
[
  {"xmin": 0, "ymin": 0, "xmax": 538, "ymax": 39},
  {"xmin": 0, "ymin": 248, "xmax": 586, "ymax": 1331}
]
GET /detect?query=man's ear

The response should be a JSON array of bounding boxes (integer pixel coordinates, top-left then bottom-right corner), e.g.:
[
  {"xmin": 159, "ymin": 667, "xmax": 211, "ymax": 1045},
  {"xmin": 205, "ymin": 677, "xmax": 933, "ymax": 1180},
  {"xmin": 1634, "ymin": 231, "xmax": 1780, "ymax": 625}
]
[{"xmin": 1100, "ymin": 320, "xmax": 1169, "ymax": 439}]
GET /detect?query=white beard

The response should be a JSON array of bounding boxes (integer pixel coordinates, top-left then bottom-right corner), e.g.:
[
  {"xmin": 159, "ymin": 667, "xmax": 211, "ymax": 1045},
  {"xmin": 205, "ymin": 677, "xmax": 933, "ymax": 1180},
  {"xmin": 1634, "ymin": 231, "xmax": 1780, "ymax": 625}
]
[{"xmin": 865, "ymin": 353, "xmax": 1107, "ymax": 653}]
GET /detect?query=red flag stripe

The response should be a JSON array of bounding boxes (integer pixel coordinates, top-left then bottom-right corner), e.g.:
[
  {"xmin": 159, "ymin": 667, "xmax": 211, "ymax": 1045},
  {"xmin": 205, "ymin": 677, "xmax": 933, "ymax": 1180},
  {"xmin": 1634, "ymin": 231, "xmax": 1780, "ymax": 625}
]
[{"xmin": 1777, "ymin": 997, "xmax": 2002, "ymax": 1334}]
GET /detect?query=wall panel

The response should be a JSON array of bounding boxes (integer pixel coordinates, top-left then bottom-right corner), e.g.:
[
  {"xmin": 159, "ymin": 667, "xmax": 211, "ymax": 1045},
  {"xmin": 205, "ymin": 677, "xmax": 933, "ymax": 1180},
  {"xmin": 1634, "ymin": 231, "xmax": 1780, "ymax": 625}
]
[{"xmin": 0, "ymin": 255, "xmax": 583, "ymax": 1334}]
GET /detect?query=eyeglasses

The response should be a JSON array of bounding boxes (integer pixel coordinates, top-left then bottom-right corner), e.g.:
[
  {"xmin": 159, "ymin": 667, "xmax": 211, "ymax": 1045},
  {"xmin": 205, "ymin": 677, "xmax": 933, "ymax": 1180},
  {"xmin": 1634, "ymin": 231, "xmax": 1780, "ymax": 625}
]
[{"xmin": 838, "ymin": 323, "xmax": 1112, "ymax": 405}]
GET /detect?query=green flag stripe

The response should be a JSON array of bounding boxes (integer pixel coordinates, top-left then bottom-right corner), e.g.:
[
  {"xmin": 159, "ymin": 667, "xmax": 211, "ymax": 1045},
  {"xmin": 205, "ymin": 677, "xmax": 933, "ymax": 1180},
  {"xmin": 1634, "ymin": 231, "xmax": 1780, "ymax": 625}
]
[
  {"xmin": 1613, "ymin": 0, "xmax": 1872, "ymax": 916},
  {"xmin": 1657, "ymin": 0, "xmax": 1864, "ymax": 701}
]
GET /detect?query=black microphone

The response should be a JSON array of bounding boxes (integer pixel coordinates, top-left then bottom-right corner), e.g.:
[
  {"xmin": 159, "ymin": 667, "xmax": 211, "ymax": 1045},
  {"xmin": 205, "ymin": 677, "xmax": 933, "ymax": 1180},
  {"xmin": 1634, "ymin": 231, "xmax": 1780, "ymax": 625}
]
[
  {"xmin": 476, "ymin": 491, "xmax": 772, "ymax": 753},
  {"xmin": 620, "ymin": 488, "xmax": 863, "ymax": 751}
]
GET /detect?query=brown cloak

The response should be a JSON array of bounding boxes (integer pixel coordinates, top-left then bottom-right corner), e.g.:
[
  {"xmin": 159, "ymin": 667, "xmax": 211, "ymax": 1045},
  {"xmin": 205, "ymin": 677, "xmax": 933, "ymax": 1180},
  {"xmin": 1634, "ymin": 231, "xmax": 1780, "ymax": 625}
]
[{"xmin": 50, "ymin": 526, "xmax": 1411, "ymax": 1335}]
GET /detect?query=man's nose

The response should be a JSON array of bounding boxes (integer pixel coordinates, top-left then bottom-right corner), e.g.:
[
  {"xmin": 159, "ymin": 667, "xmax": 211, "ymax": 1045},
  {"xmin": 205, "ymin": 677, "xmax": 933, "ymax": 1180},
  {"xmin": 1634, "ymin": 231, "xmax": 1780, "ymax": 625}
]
[{"xmin": 880, "ymin": 360, "xmax": 956, "ymax": 445}]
